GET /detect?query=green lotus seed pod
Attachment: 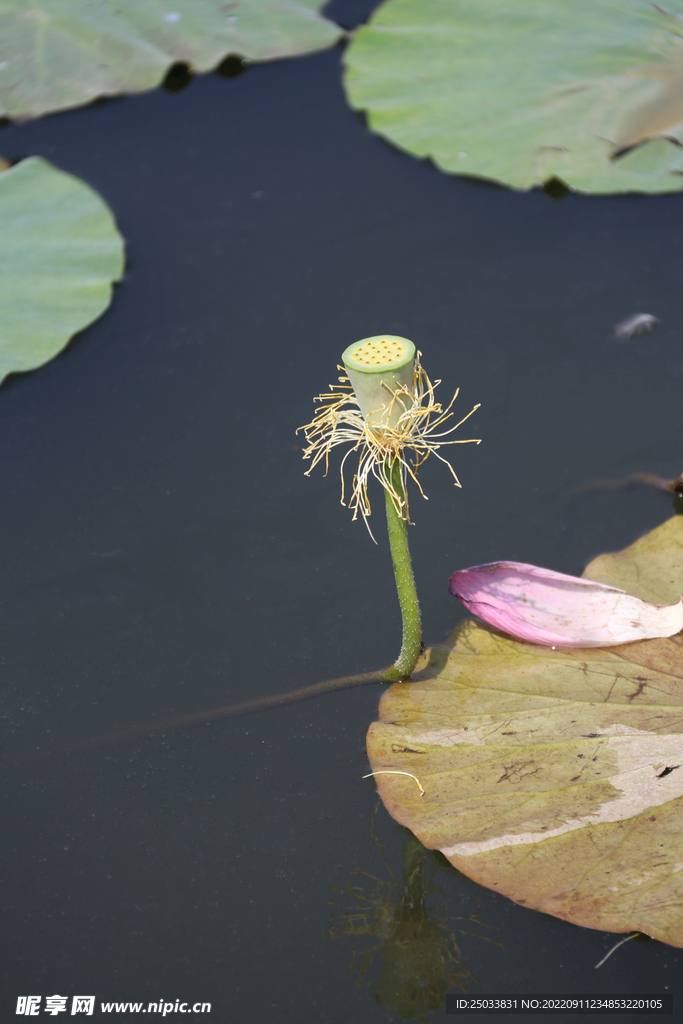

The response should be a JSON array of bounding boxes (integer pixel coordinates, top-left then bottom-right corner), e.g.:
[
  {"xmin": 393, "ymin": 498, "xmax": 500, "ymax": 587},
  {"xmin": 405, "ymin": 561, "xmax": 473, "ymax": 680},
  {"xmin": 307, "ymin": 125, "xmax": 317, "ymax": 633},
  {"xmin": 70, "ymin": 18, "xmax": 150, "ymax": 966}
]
[{"xmin": 342, "ymin": 335, "xmax": 415, "ymax": 427}]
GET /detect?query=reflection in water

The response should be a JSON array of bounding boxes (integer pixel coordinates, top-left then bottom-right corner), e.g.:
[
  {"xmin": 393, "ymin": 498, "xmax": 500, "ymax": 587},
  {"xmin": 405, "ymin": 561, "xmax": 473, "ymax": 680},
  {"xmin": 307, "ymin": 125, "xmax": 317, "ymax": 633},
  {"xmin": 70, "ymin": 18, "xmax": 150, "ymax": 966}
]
[{"xmin": 329, "ymin": 830, "xmax": 497, "ymax": 1020}]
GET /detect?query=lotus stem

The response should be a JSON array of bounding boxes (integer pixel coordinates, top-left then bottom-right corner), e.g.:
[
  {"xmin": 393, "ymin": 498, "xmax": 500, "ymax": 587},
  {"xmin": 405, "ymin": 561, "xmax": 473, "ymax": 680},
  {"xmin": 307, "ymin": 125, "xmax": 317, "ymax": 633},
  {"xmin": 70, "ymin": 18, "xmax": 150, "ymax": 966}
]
[
  {"xmin": 58, "ymin": 338, "xmax": 475, "ymax": 753},
  {"xmin": 383, "ymin": 456, "xmax": 422, "ymax": 679},
  {"xmin": 46, "ymin": 459, "xmax": 423, "ymax": 755}
]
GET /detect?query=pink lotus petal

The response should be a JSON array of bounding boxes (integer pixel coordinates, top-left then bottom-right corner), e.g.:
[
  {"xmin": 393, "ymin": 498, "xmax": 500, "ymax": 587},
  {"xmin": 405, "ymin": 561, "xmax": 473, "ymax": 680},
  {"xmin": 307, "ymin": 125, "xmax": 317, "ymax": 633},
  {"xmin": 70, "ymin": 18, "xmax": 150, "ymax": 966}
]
[{"xmin": 448, "ymin": 561, "xmax": 683, "ymax": 647}]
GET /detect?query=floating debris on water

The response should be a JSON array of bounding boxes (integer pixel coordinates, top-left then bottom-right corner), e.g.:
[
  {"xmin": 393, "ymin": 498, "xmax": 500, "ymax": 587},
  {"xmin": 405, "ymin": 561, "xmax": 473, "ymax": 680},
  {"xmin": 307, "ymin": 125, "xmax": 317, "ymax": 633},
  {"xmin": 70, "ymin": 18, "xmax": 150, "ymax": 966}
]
[{"xmin": 613, "ymin": 313, "xmax": 659, "ymax": 339}]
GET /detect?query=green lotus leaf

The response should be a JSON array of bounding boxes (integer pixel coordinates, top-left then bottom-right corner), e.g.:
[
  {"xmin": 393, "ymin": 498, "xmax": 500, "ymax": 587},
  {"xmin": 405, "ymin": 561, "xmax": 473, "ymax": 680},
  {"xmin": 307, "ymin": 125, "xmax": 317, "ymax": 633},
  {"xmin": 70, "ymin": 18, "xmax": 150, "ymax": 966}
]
[
  {"xmin": 344, "ymin": 0, "xmax": 683, "ymax": 194},
  {"xmin": 0, "ymin": 0, "xmax": 341, "ymax": 120},
  {"xmin": 0, "ymin": 156, "xmax": 124, "ymax": 384},
  {"xmin": 367, "ymin": 516, "xmax": 683, "ymax": 946}
]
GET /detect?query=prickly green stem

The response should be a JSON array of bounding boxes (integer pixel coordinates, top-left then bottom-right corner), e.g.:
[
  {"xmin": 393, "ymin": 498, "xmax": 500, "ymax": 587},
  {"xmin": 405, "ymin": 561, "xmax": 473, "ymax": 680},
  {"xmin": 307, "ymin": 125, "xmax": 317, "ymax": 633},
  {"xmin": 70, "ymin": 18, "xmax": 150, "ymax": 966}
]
[{"xmin": 383, "ymin": 458, "xmax": 422, "ymax": 680}]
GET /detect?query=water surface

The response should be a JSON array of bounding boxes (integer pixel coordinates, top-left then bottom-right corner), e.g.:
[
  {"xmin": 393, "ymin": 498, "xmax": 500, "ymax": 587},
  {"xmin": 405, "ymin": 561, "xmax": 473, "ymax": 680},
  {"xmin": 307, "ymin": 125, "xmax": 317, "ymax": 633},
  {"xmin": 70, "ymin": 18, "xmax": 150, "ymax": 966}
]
[{"xmin": 0, "ymin": 3, "xmax": 681, "ymax": 1019}]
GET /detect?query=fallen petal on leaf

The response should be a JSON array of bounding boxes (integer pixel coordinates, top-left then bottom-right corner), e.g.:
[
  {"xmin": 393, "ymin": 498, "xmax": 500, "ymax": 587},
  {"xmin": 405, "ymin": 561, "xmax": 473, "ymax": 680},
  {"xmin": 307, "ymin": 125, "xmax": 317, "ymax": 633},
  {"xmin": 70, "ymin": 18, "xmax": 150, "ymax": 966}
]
[
  {"xmin": 448, "ymin": 561, "xmax": 683, "ymax": 647},
  {"xmin": 369, "ymin": 518, "xmax": 683, "ymax": 945}
]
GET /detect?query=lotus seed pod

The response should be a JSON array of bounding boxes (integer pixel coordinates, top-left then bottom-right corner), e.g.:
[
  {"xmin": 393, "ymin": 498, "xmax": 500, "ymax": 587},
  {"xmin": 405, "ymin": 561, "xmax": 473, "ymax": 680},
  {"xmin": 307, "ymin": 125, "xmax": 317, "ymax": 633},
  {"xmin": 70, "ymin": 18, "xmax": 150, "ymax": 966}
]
[{"xmin": 342, "ymin": 335, "xmax": 415, "ymax": 428}]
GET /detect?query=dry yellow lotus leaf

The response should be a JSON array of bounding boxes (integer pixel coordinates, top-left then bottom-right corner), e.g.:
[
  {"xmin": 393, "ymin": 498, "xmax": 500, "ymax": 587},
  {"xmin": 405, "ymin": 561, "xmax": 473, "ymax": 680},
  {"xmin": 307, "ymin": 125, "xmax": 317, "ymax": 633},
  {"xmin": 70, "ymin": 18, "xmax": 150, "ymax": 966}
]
[{"xmin": 367, "ymin": 516, "xmax": 683, "ymax": 946}]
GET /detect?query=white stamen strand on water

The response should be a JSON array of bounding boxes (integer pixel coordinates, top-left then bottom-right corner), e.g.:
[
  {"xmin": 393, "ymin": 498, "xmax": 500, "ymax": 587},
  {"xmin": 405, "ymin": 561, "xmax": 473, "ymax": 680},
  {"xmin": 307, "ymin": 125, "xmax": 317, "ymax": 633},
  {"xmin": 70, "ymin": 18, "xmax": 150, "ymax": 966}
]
[
  {"xmin": 362, "ymin": 770, "xmax": 425, "ymax": 796},
  {"xmin": 594, "ymin": 934, "xmax": 637, "ymax": 969}
]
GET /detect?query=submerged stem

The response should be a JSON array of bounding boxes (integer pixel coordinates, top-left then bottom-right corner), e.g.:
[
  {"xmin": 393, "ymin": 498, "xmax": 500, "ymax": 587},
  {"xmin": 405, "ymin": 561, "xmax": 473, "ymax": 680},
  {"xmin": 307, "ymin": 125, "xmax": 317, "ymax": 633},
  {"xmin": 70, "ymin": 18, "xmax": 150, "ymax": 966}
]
[
  {"xmin": 50, "ymin": 458, "xmax": 425, "ymax": 755},
  {"xmin": 383, "ymin": 457, "xmax": 422, "ymax": 680}
]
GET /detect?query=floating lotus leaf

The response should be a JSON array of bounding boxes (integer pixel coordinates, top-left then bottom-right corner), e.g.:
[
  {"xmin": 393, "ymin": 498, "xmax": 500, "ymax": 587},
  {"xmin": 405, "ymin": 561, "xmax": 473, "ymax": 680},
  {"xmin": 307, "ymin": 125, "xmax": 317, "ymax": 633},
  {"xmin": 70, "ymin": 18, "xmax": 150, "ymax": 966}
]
[
  {"xmin": 0, "ymin": 157, "xmax": 124, "ymax": 384},
  {"xmin": 0, "ymin": 0, "xmax": 341, "ymax": 120},
  {"xmin": 344, "ymin": 0, "xmax": 683, "ymax": 194},
  {"xmin": 367, "ymin": 516, "xmax": 683, "ymax": 946}
]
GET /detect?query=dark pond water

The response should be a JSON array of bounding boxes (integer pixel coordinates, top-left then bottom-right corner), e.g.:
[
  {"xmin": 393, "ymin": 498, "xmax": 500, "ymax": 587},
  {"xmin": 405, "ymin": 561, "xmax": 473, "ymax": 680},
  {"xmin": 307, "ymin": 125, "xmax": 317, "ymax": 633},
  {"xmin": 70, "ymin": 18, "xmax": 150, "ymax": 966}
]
[{"xmin": 1, "ymin": 1, "xmax": 682, "ymax": 1020}]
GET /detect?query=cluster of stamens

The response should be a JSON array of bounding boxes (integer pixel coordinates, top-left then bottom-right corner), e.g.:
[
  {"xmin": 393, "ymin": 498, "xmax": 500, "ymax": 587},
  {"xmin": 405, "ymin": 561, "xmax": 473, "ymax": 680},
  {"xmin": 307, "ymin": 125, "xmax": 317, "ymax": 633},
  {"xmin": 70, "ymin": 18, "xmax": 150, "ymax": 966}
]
[{"xmin": 298, "ymin": 353, "xmax": 480, "ymax": 540}]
